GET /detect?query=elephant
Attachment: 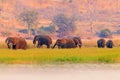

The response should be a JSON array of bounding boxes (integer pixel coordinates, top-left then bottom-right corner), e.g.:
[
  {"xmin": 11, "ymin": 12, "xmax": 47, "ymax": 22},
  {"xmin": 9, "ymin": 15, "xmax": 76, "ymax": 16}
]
[
  {"xmin": 52, "ymin": 38, "xmax": 76, "ymax": 49},
  {"xmin": 73, "ymin": 37, "xmax": 82, "ymax": 48},
  {"xmin": 5, "ymin": 37, "xmax": 27, "ymax": 50},
  {"xmin": 33, "ymin": 35, "xmax": 52, "ymax": 48},
  {"xmin": 106, "ymin": 40, "xmax": 113, "ymax": 48},
  {"xmin": 97, "ymin": 38, "xmax": 106, "ymax": 48}
]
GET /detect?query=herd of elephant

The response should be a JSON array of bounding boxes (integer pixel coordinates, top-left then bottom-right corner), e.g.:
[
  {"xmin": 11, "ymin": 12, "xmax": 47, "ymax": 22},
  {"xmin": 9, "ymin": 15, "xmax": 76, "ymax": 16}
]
[{"xmin": 5, "ymin": 35, "xmax": 113, "ymax": 50}]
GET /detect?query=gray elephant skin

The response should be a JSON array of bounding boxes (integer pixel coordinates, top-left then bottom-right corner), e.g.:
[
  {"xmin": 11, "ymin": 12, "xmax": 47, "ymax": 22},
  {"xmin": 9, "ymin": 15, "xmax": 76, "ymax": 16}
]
[
  {"xmin": 73, "ymin": 37, "xmax": 82, "ymax": 48},
  {"xmin": 97, "ymin": 38, "xmax": 106, "ymax": 48},
  {"xmin": 106, "ymin": 40, "xmax": 113, "ymax": 48},
  {"xmin": 33, "ymin": 35, "xmax": 52, "ymax": 48}
]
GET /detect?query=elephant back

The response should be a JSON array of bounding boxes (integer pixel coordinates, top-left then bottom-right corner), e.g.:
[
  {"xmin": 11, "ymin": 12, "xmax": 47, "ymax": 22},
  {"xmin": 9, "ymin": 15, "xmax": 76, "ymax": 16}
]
[
  {"xmin": 65, "ymin": 38, "xmax": 76, "ymax": 48},
  {"xmin": 33, "ymin": 35, "xmax": 52, "ymax": 43},
  {"xmin": 39, "ymin": 35, "xmax": 52, "ymax": 44}
]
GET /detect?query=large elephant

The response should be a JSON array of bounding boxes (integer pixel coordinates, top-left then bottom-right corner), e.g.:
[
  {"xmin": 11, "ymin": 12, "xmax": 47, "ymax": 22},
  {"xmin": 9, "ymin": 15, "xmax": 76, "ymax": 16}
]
[
  {"xmin": 5, "ymin": 37, "xmax": 27, "ymax": 50},
  {"xmin": 97, "ymin": 38, "xmax": 106, "ymax": 48},
  {"xmin": 106, "ymin": 40, "xmax": 113, "ymax": 48},
  {"xmin": 73, "ymin": 37, "xmax": 82, "ymax": 48},
  {"xmin": 33, "ymin": 35, "xmax": 52, "ymax": 48},
  {"xmin": 52, "ymin": 38, "xmax": 76, "ymax": 49}
]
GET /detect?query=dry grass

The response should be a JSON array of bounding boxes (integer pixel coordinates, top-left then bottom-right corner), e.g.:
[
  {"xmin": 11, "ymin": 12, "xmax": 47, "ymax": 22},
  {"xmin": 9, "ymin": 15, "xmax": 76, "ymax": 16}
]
[
  {"xmin": 0, "ymin": 38, "xmax": 119, "ymax": 64},
  {"xmin": 1, "ymin": 38, "xmax": 120, "ymax": 49},
  {"xmin": 0, "ymin": 39, "xmax": 120, "ymax": 64}
]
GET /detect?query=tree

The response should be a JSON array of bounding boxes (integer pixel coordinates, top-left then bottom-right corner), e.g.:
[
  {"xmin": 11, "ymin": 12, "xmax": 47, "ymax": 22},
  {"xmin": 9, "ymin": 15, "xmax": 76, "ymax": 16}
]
[
  {"xmin": 38, "ymin": 23, "xmax": 55, "ymax": 34},
  {"xmin": 19, "ymin": 10, "xmax": 39, "ymax": 38},
  {"xmin": 68, "ymin": 0, "xmax": 72, "ymax": 3},
  {"xmin": 53, "ymin": 14, "xmax": 76, "ymax": 38},
  {"xmin": 99, "ymin": 29, "xmax": 112, "ymax": 38}
]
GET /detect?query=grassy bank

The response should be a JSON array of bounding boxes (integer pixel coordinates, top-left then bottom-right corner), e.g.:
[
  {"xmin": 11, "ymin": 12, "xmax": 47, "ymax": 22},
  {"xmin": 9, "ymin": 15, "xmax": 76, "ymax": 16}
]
[{"xmin": 0, "ymin": 48, "xmax": 120, "ymax": 64}]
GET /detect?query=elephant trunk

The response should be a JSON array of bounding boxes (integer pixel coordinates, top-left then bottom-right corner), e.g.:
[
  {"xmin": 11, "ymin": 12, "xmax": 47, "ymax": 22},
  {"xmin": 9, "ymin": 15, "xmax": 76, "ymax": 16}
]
[
  {"xmin": 5, "ymin": 38, "xmax": 9, "ymax": 43},
  {"xmin": 78, "ymin": 41, "xmax": 82, "ymax": 48},
  {"xmin": 7, "ymin": 43, "xmax": 13, "ymax": 49},
  {"xmin": 33, "ymin": 39, "xmax": 36, "ymax": 45},
  {"xmin": 52, "ymin": 43, "xmax": 56, "ymax": 49}
]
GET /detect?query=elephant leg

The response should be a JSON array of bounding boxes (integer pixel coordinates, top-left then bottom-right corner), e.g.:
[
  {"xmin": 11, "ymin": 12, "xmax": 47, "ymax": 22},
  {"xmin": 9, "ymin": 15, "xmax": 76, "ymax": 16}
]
[
  {"xmin": 7, "ymin": 44, "xmax": 11, "ymax": 49},
  {"xmin": 7, "ymin": 43, "xmax": 13, "ymax": 49},
  {"xmin": 58, "ymin": 45, "xmax": 61, "ymax": 49},
  {"xmin": 12, "ymin": 45, "xmax": 16, "ymax": 49},
  {"xmin": 102, "ymin": 44, "xmax": 105, "ymax": 48},
  {"xmin": 52, "ymin": 43, "xmax": 56, "ymax": 49},
  {"xmin": 61, "ymin": 45, "xmax": 66, "ymax": 48},
  {"xmin": 78, "ymin": 45, "xmax": 81, "ymax": 48},
  {"xmin": 37, "ymin": 44, "xmax": 42, "ymax": 48},
  {"xmin": 109, "ymin": 43, "xmax": 112, "ymax": 48},
  {"xmin": 15, "ymin": 44, "xmax": 19, "ymax": 49},
  {"xmin": 37, "ymin": 41, "xmax": 41, "ymax": 48},
  {"xmin": 50, "ymin": 44, "xmax": 53, "ymax": 48},
  {"xmin": 97, "ymin": 44, "xmax": 99, "ymax": 48},
  {"xmin": 37, "ymin": 43, "xmax": 39, "ymax": 47},
  {"xmin": 46, "ymin": 44, "xmax": 50, "ymax": 48},
  {"xmin": 37, "ymin": 42, "xmax": 42, "ymax": 48},
  {"xmin": 98, "ymin": 43, "xmax": 101, "ymax": 48}
]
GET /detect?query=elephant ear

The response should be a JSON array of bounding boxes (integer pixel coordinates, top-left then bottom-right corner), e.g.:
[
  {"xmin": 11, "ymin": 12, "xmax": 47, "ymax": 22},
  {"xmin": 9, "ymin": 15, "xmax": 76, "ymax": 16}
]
[
  {"xmin": 9, "ymin": 37, "xmax": 16, "ymax": 45},
  {"xmin": 5, "ymin": 37, "xmax": 11, "ymax": 43},
  {"xmin": 35, "ymin": 36, "xmax": 39, "ymax": 40},
  {"xmin": 13, "ymin": 37, "xmax": 18, "ymax": 45},
  {"xmin": 33, "ymin": 35, "xmax": 39, "ymax": 44}
]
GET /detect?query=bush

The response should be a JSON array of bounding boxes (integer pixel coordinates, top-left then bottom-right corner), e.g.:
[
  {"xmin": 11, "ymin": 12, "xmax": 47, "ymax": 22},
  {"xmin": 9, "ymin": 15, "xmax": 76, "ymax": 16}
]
[
  {"xmin": 53, "ymin": 14, "xmax": 76, "ymax": 38},
  {"xmin": 37, "ymin": 24, "xmax": 55, "ymax": 34},
  {"xmin": 18, "ymin": 29, "xmax": 35, "ymax": 35},
  {"xmin": 115, "ymin": 30, "xmax": 120, "ymax": 34},
  {"xmin": 99, "ymin": 29, "xmax": 112, "ymax": 38},
  {"xmin": 0, "ymin": 32, "xmax": 12, "ymax": 37}
]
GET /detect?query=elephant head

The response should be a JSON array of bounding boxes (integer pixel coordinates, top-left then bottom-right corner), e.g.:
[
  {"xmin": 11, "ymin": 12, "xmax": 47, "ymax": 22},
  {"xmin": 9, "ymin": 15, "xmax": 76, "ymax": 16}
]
[
  {"xmin": 33, "ymin": 35, "xmax": 39, "ymax": 44},
  {"xmin": 33, "ymin": 35, "xmax": 40, "ymax": 48},
  {"xmin": 73, "ymin": 37, "xmax": 82, "ymax": 48},
  {"xmin": 5, "ymin": 37, "xmax": 16, "ymax": 49}
]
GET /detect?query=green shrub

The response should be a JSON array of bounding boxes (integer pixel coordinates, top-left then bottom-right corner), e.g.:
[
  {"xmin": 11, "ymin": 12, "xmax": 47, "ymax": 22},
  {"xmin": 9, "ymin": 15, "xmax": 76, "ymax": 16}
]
[
  {"xmin": 37, "ymin": 24, "xmax": 55, "ymax": 34},
  {"xmin": 99, "ymin": 29, "xmax": 112, "ymax": 38}
]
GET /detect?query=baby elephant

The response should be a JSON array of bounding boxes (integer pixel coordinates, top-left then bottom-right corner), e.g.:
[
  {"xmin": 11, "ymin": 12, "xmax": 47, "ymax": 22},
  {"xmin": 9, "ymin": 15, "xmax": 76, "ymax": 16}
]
[{"xmin": 106, "ymin": 40, "xmax": 114, "ymax": 48}]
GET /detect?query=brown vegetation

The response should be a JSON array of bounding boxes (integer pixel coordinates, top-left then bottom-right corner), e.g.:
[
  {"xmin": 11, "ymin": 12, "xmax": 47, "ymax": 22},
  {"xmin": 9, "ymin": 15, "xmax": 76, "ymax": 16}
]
[{"xmin": 0, "ymin": 0, "xmax": 119, "ymax": 39}]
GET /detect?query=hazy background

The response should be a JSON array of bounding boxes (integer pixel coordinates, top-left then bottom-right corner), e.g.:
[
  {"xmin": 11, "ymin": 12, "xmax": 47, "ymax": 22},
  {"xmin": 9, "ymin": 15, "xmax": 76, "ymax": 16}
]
[{"xmin": 0, "ymin": 0, "xmax": 120, "ymax": 39}]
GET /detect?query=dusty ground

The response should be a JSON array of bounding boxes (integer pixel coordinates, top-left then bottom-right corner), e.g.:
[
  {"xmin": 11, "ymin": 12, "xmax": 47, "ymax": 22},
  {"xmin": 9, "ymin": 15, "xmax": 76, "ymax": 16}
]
[{"xmin": 1, "ymin": 64, "xmax": 120, "ymax": 80}]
